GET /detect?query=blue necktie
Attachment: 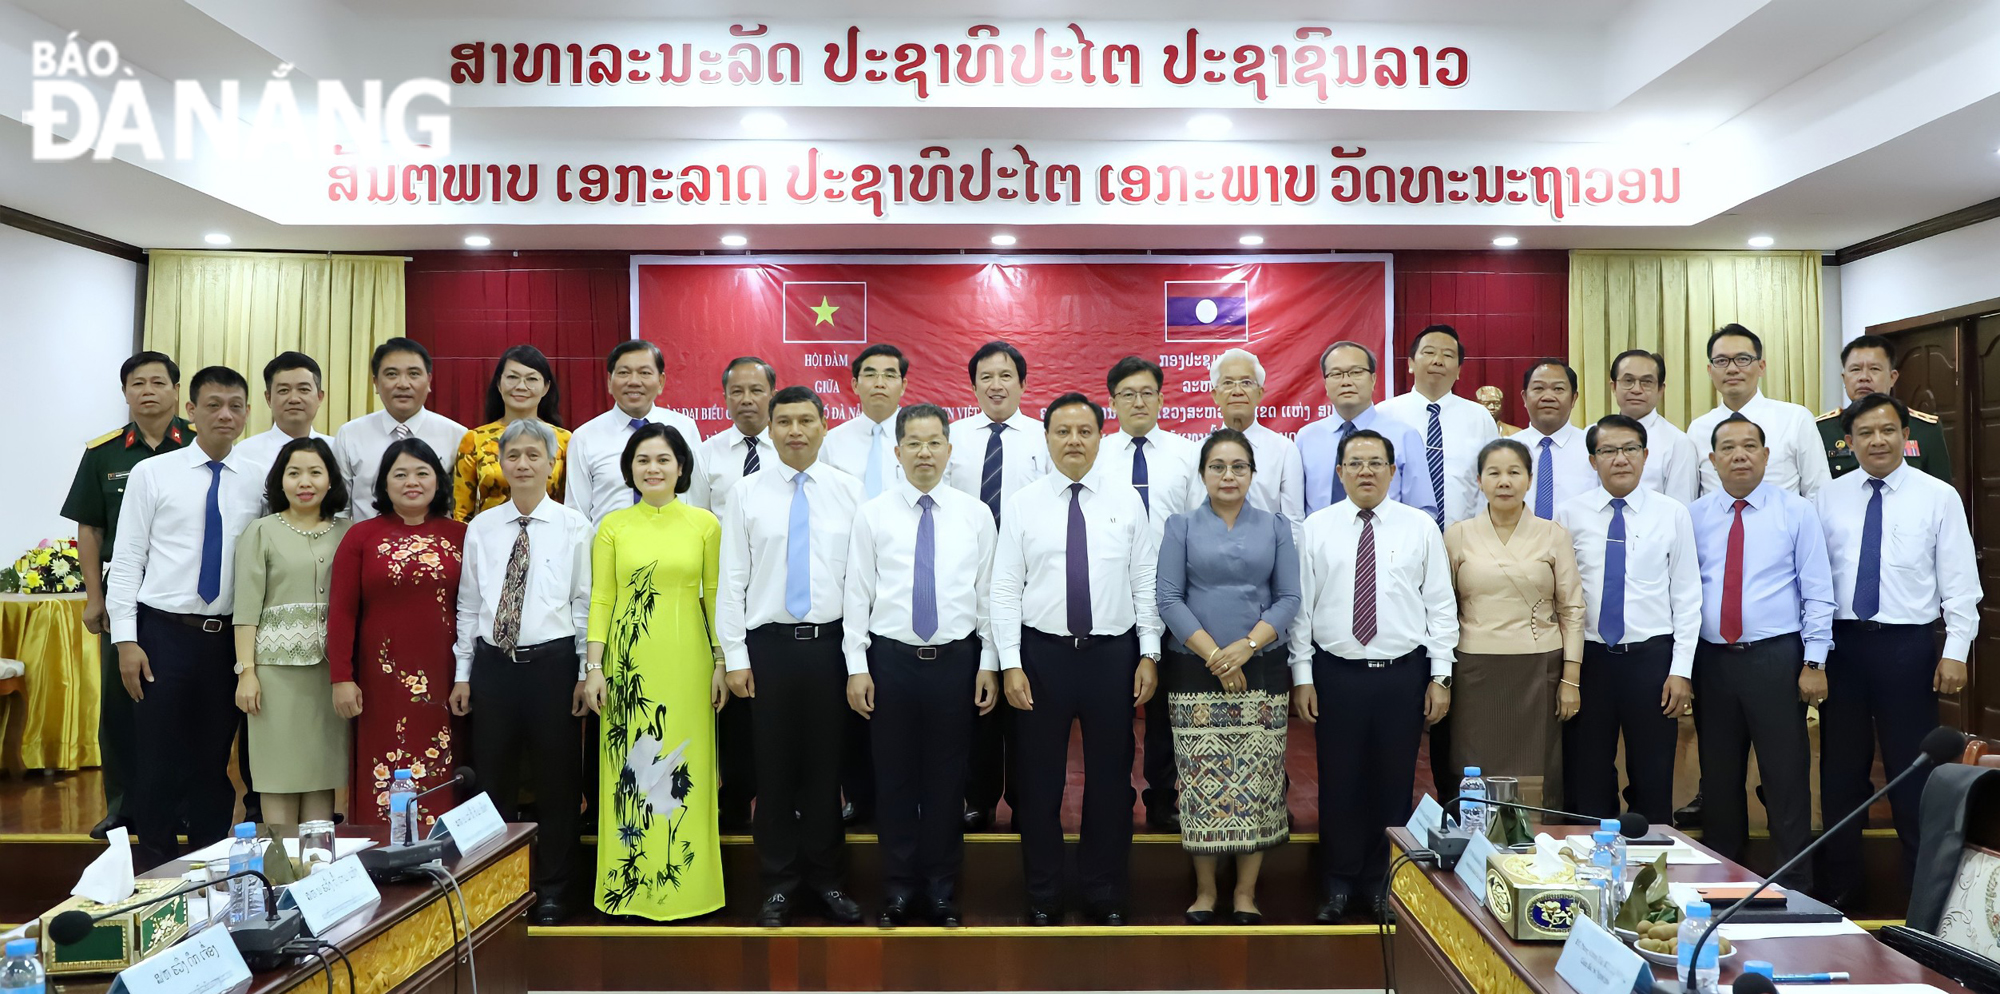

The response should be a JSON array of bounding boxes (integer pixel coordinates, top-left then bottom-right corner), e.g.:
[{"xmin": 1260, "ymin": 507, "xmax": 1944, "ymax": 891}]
[
  {"xmin": 199, "ymin": 460, "xmax": 225, "ymax": 603},
  {"xmin": 1131, "ymin": 436, "xmax": 1151, "ymax": 515},
  {"xmin": 627, "ymin": 418, "xmax": 647, "ymax": 504},
  {"xmin": 742, "ymin": 436, "xmax": 761, "ymax": 476},
  {"xmin": 1601, "ymin": 497, "xmax": 1628, "ymax": 645},
  {"xmin": 1328, "ymin": 421, "xmax": 1357, "ymax": 505},
  {"xmin": 1535, "ymin": 437, "xmax": 1555, "ymax": 519},
  {"xmin": 785, "ymin": 471, "xmax": 812, "ymax": 619},
  {"xmin": 980, "ymin": 422, "xmax": 1006, "ymax": 523},
  {"xmin": 1066, "ymin": 482, "xmax": 1092, "ymax": 636},
  {"xmin": 1855, "ymin": 478, "xmax": 1885, "ymax": 620},
  {"xmin": 912, "ymin": 494, "xmax": 938, "ymax": 640},
  {"xmin": 863, "ymin": 423, "xmax": 885, "ymax": 498},
  {"xmin": 1425, "ymin": 403, "xmax": 1447, "ymax": 527}
]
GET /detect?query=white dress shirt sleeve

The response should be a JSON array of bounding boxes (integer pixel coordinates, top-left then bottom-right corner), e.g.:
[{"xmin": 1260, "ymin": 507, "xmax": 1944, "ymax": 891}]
[
  {"xmin": 974, "ymin": 507, "xmax": 1000, "ymax": 673},
  {"xmin": 453, "ymin": 522, "xmax": 484, "ymax": 683},
  {"xmin": 1419, "ymin": 524, "xmax": 1458, "ymax": 677},
  {"xmin": 1278, "ymin": 442, "xmax": 1306, "ymax": 543},
  {"xmin": 1793, "ymin": 414, "xmax": 1832, "ymax": 500},
  {"xmin": 717, "ymin": 497, "xmax": 755, "ymax": 673},
  {"xmin": 106, "ymin": 461, "xmax": 157, "ymax": 645},
  {"xmin": 840, "ymin": 507, "xmax": 880, "ymax": 677},
  {"xmin": 1935, "ymin": 492, "xmax": 1982, "ymax": 660},
  {"xmin": 990, "ymin": 495, "xmax": 1028, "ymax": 671},
  {"xmin": 568, "ymin": 432, "xmax": 598, "ymax": 523},
  {"xmin": 682, "ymin": 434, "xmax": 714, "ymax": 511},
  {"xmin": 1288, "ymin": 519, "xmax": 1319, "ymax": 687},
  {"xmin": 568, "ymin": 514, "xmax": 592, "ymax": 676},
  {"xmin": 1129, "ymin": 503, "xmax": 1162, "ymax": 659},
  {"xmin": 1667, "ymin": 502, "xmax": 1703, "ymax": 679},
  {"xmin": 1794, "ymin": 499, "xmax": 1836, "ymax": 666},
  {"xmin": 1665, "ymin": 435, "xmax": 1700, "ymax": 507}
]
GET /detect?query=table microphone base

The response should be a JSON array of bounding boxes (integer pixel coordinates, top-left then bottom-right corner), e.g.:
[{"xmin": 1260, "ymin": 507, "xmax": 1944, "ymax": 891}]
[
  {"xmin": 228, "ymin": 907, "xmax": 305, "ymax": 971},
  {"xmin": 358, "ymin": 840, "xmax": 447, "ymax": 884},
  {"xmin": 1426, "ymin": 825, "xmax": 1471, "ymax": 870}
]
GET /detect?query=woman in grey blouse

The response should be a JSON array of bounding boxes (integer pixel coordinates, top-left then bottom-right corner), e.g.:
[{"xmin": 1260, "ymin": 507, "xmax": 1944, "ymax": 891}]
[
  {"xmin": 1156, "ymin": 428, "xmax": 1302, "ymax": 925},
  {"xmin": 232, "ymin": 437, "xmax": 352, "ymax": 826}
]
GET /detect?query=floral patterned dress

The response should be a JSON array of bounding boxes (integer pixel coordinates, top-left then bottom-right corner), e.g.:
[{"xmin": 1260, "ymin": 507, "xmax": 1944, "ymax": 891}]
[
  {"xmin": 326, "ymin": 514, "xmax": 467, "ymax": 827},
  {"xmin": 587, "ymin": 498, "xmax": 723, "ymax": 920}
]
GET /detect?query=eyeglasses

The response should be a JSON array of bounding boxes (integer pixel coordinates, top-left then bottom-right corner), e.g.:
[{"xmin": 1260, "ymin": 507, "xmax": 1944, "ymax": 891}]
[
  {"xmin": 1113, "ymin": 388, "xmax": 1160, "ymax": 403},
  {"xmin": 1204, "ymin": 461, "xmax": 1253, "ymax": 477},
  {"xmin": 1214, "ymin": 377, "xmax": 1260, "ymax": 392},
  {"xmin": 856, "ymin": 369, "xmax": 902, "ymax": 382},
  {"xmin": 1341, "ymin": 459, "xmax": 1390, "ymax": 471},
  {"xmin": 1613, "ymin": 376, "xmax": 1659, "ymax": 390},
  {"xmin": 1322, "ymin": 366, "xmax": 1372, "ymax": 381},
  {"xmin": 1593, "ymin": 444, "xmax": 1645, "ymax": 458},
  {"xmin": 900, "ymin": 440, "xmax": 946, "ymax": 455},
  {"xmin": 1709, "ymin": 354, "xmax": 1759, "ymax": 369}
]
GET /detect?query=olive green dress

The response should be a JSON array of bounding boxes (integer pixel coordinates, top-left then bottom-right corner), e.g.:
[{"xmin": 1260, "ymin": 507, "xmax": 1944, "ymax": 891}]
[{"xmin": 232, "ymin": 514, "xmax": 353, "ymax": 792}]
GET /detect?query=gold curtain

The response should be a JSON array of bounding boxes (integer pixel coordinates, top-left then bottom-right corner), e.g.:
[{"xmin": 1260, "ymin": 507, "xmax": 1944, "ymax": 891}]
[
  {"xmin": 143, "ymin": 251, "xmax": 406, "ymax": 434},
  {"xmin": 1567, "ymin": 251, "xmax": 1823, "ymax": 427}
]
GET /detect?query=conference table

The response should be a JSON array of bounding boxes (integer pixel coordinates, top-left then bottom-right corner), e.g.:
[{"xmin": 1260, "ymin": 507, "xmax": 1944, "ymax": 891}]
[
  {"xmin": 1385, "ymin": 825, "xmax": 1971, "ymax": 994},
  {"xmin": 50, "ymin": 824, "xmax": 535, "ymax": 994}
]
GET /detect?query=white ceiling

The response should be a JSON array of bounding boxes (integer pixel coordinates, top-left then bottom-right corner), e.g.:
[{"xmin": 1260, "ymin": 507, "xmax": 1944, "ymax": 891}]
[{"xmin": 2, "ymin": 0, "xmax": 1997, "ymax": 254}]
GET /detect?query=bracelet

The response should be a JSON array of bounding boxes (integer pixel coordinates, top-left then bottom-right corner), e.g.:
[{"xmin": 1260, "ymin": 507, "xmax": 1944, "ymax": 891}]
[
  {"xmin": 1207, "ymin": 647, "xmax": 1222, "ymax": 663},
  {"xmin": 1560, "ymin": 678, "xmax": 1581, "ymax": 689}
]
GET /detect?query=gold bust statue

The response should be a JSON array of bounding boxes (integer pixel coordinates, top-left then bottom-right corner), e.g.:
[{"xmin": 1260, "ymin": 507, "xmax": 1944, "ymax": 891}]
[{"xmin": 1476, "ymin": 385, "xmax": 1521, "ymax": 436}]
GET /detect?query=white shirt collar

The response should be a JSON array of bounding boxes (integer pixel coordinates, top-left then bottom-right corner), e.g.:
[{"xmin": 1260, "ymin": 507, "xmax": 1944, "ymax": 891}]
[
  {"xmin": 897, "ymin": 478, "xmax": 946, "ymax": 507},
  {"xmin": 1587, "ymin": 485, "xmax": 1649, "ymax": 512},
  {"xmin": 1863, "ymin": 462, "xmax": 1913, "ymax": 492},
  {"xmin": 776, "ymin": 459, "xmax": 822, "ymax": 484}
]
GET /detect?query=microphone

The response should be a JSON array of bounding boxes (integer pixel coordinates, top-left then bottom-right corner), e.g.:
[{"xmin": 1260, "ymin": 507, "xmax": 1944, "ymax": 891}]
[
  {"xmin": 1677, "ymin": 726, "xmax": 1967, "ymax": 987},
  {"xmin": 410, "ymin": 766, "xmax": 477, "ymax": 810},
  {"xmin": 1426, "ymin": 797, "xmax": 1649, "ymax": 868},
  {"xmin": 358, "ymin": 766, "xmax": 476, "ymax": 883},
  {"xmin": 1731, "ymin": 972, "xmax": 1779, "ymax": 994},
  {"xmin": 49, "ymin": 867, "xmax": 305, "ymax": 970}
]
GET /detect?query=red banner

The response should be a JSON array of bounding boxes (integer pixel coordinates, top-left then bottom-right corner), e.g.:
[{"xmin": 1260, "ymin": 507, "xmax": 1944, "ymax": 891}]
[{"xmin": 634, "ymin": 254, "xmax": 1391, "ymax": 438}]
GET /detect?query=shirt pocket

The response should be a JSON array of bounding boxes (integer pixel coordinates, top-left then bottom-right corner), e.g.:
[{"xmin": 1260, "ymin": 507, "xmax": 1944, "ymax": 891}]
[{"xmin": 1883, "ymin": 518, "xmax": 1931, "ymax": 572}]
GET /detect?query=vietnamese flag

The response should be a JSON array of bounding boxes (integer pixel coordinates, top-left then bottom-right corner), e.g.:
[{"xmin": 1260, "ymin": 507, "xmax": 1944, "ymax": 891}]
[
  {"xmin": 782, "ymin": 281, "xmax": 868, "ymax": 343},
  {"xmin": 1164, "ymin": 280, "xmax": 1250, "ymax": 343}
]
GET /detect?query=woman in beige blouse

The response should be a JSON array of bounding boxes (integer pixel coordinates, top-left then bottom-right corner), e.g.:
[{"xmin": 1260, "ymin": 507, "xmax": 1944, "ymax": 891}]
[
  {"xmin": 232, "ymin": 437, "xmax": 352, "ymax": 826},
  {"xmin": 1443, "ymin": 438, "xmax": 1585, "ymax": 809}
]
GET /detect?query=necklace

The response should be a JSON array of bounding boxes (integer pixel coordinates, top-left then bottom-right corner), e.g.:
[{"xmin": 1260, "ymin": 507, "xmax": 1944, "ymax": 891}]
[{"xmin": 279, "ymin": 515, "xmax": 334, "ymax": 539}]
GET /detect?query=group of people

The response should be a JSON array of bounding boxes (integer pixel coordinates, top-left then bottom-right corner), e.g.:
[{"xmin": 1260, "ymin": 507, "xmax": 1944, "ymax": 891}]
[{"xmin": 60, "ymin": 320, "xmax": 1976, "ymax": 930}]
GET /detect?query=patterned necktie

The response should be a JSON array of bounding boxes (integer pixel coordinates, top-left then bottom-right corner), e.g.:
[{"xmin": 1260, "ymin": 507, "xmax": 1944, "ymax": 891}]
[
  {"xmin": 1720, "ymin": 498, "xmax": 1749, "ymax": 644},
  {"xmin": 627, "ymin": 418, "xmax": 647, "ymax": 504},
  {"xmin": 391, "ymin": 423, "xmax": 412, "ymax": 441},
  {"xmin": 1329, "ymin": 421, "xmax": 1357, "ymax": 505},
  {"xmin": 785, "ymin": 471, "xmax": 811, "ymax": 619},
  {"xmin": 1353, "ymin": 508, "xmax": 1379, "ymax": 645},
  {"xmin": 1601, "ymin": 497, "xmax": 1628, "ymax": 645},
  {"xmin": 980, "ymin": 422, "xmax": 1007, "ymax": 523},
  {"xmin": 863, "ymin": 423, "xmax": 885, "ymax": 498},
  {"xmin": 198, "ymin": 460, "xmax": 225, "ymax": 603},
  {"xmin": 1066, "ymin": 482, "xmax": 1092, "ymax": 637},
  {"xmin": 1855, "ymin": 478, "xmax": 1885, "ymax": 620},
  {"xmin": 1425, "ymin": 403, "xmax": 1447, "ymax": 527},
  {"xmin": 1535, "ymin": 437, "xmax": 1556, "ymax": 519},
  {"xmin": 912, "ymin": 494, "xmax": 938, "ymax": 640},
  {"xmin": 1131, "ymin": 436, "xmax": 1151, "ymax": 515},
  {"xmin": 743, "ymin": 436, "xmax": 761, "ymax": 476},
  {"xmin": 492, "ymin": 515, "xmax": 533, "ymax": 652}
]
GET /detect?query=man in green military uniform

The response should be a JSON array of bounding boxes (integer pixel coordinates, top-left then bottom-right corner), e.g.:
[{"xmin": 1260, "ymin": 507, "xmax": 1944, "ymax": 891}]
[
  {"xmin": 60, "ymin": 352, "xmax": 193, "ymax": 839},
  {"xmin": 1819, "ymin": 335, "xmax": 1952, "ymax": 484}
]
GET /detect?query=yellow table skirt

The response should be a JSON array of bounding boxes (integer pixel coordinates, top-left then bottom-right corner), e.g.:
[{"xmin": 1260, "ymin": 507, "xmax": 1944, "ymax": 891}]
[{"xmin": 0, "ymin": 593, "xmax": 100, "ymax": 771}]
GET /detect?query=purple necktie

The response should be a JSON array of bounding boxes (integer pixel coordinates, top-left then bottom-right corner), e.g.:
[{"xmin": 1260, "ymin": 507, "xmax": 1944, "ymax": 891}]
[
  {"xmin": 912, "ymin": 494, "xmax": 938, "ymax": 640},
  {"xmin": 1066, "ymin": 482, "xmax": 1092, "ymax": 637}
]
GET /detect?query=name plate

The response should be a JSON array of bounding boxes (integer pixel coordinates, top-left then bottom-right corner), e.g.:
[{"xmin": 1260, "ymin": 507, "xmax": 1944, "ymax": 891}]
[
  {"xmin": 431, "ymin": 793, "xmax": 505, "ymax": 857},
  {"xmin": 282, "ymin": 855, "xmax": 380, "ymax": 935},
  {"xmin": 1406, "ymin": 793, "xmax": 1445, "ymax": 838},
  {"xmin": 1555, "ymin": 916, "xmax": 1653, "ymax": 994},
  {"xmin": 1456, "ymin": 831, "xmax": 1499, "ymax": 907},
  {"xmin": 116, "ymin": 924, "xmax": 250, "ymax": 994}
]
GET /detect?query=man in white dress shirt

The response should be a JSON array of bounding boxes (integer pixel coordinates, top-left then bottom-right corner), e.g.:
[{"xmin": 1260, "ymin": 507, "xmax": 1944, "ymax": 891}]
[
  {"xmin": 1098, "ymin": 355, "xmax": 1199, "ymax": 831},
  {"xmin": 1298, "ymin": 342, "xmax": 1435, "ymax": 521},
  {"xmin": 1687, "ymin": 324, "xmax": 1830, "ymax": 499},
  {"xmin": 567, "ymin": 341, "xmax": 712, "ymax": 524},
  {"xmin": 1288, "ymin": 429, "xmax": 1455, "ymax": 924},
  {"xmin": 1377, "ymin": 325, "xmax": 1499, "ymax": 527},
  {"xmin": 844, "ymin": 403, "xmax": 1000, "ymax": 928},
  {"xmin": 1508, "ymin": 360, "xmax": 1594, "ymax": 519},
  {"xmin": 821, "ymin": 344, "xmax": 908, "ymax": 498},
  {"xmin": 1608, "ymin": 350, "xmax": 1699, "ymax": 506},
  {"xmin": 1209, "ymin": 348, "xmax": 1305, "ymax": 541},
  {"xmin": 993, "ymin": 393, "xmax": 1160, "ymax": 926},
  {"xmin": 717, "ymin": 387, "xmax": 865, "ymax": 927},
  {"xmin": 699, "ymin": 356, "xmax": 775, "ymax": 523},
  {"xmin": 333, "ymin": 338, "xmax": 468, "ymax": 522},
  {"xmin": 1554, "ymin": 415, "xmax": 1702, "ymax": 827},
  {"xmin": 1813, "ymin": 393, "xmax": 1980, "ymax": 906},
  {"xmin": 450, "ymin": 419, "xmax": 594, "ymax": 925},
  {"xmin": 233, "ymin": 352, "xmax": 333, "ymax": 513},
  {"xmin": 107, "ymin": 366, "xmax": 259, "ymax": 869},
  {"xmin": 947, "ymin": 339, "xmax": 1046, "ymax": 831}
]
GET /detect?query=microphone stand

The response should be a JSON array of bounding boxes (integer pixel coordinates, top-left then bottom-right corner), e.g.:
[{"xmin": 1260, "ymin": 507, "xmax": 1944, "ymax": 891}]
[
  {"xmin": 50, "ymin": 868, "xmax": 304, "ymax": 971},
  {"xmin": 1426, "ymin": 797, "xmax": 1646, "ymax": 869}
]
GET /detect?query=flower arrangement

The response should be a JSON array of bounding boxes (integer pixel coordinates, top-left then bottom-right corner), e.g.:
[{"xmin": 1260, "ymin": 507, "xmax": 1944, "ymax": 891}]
[{"xmin": 0, "ymin": 538, "xmax": 84, "ymax": 594}]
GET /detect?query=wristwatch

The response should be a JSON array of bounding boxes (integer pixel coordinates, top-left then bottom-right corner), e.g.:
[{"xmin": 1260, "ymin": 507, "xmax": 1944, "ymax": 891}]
[
  {"xmin": 1805, "ymin": 659, "xmax": 1826, "ymax": 671},
  {"xmin": 1244, "ymin": 634, "xmax": 1261, "ymax": 650},
  {"xmin": 1431, "ymin": 675, "xmax": 1454, "ymax": 690}
]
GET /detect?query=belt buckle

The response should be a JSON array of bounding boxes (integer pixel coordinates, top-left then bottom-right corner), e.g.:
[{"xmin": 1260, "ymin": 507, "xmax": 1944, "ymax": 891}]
[
  {"xmin": 916, "ymin": 645, "xmax": 939, "ymax": 660},
  {"xmin": 1069, "ymin": 635, "xmax": 1089, "ymax": 649},
  {"xmin": 1367, "ymin": 659, "xmax": 1387, "ymax": 669},
  {"xmin": 506, "ymin": 646, "xmax": 522, "ymax": 662},
  {"xmin": 200, "ymin": 618, "xmax": 223, "ymax": 633},
  {"xmin": 1857, "ymin": 620, "xmax": 1883, "ymax": 632},
  {"xmin": 1605, "ymin": 641, "xmax": 1631, "ymax": 655},
  {"xmin": 793, "ymin": 625, "xmax": 818, "ymax": 640}
]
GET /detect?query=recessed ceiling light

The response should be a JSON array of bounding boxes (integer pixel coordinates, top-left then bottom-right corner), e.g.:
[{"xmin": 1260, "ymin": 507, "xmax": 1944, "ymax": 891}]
[
  {"xmin": 1747, "ymin": 235, "xmax": 1775, "ymax": 248},
  {"xmin": 203, "ymin": 233, "xmax": 231, "ymax": 245},
  {"xmin": 741, "ymin": 112, "xmax": 786, "ymax": 134},
  {"xmin": 990, "ymin": 234, "xmax": 1017, "ymax": 247},
  {"xmin": 719, "ymin": 234, "xmax": 748, "ymax": 247},
  {"xmin": 463, "ymin": 235, "xmax": 491, "ymax": 248},
  {"xmin": 1492, "ymin": 235, "xmax": 1519, "ymax": 247},
  {"xmin": 1238, "ymin": 234, "xmax": 1266, "ymax": 246},
  {"xmin": 1187, "ymin": 113, "xmax": 1233, "ymax": 138}
]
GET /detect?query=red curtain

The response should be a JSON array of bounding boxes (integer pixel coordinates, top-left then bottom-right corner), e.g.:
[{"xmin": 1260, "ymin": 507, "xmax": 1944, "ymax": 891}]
[{"xmin": 1391, "ymin": 250, "xmax": 1570, "ymax": 427}]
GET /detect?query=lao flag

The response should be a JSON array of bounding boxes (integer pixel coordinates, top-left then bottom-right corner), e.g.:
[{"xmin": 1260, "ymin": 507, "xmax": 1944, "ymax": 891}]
[
  {"xmin": 1164, "ymin": 281, "xmax": 1249, "ymax": 342},
  {"xmin": 782, "ymin": 281, "xmax": 868, "ymax": 343}
]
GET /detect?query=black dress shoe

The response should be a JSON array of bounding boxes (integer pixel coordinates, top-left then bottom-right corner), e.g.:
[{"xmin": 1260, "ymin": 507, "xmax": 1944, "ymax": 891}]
[
  {"xmin": 756, "ymin": 894, "xmax": 792, "ymax": 927},
  {"xmin": 963, "ymin": 807, "xmax": 993, "ymax": 832},
  {"xmin": 529, "ymin": 899, "xmax": 567, "ymax": 926},
  {"xmin": 820, "ymin": 890, "xmax": 862, "ymax": 924},
  {"xmin": 930, "ymin": 899, "xmax": 962, "ymax": 928},
  {"xmin": 88, "ymin": 815, "xmax": 125, "ymax": 841},
  {"xmin": 1230, "ymin": 909, "xmax": 1264, "ymax": 926},
  {"xmin": 1674, "ymin": 793, "xmax": 1704, "ymax": 829},
  {"xmin": 1315, "ymin": 893, "xmax": 1350, "ymax": 924},
  {"xmin": 1094, "ymin": 909, "xmax": 1127, "ymax": 927},
  {"xmin": 1025, "ymin": 906, "xmax": 1058, "ymax": 926},
  {"xmin": 1146, "ymin": 808, "xmax": 1182, "ymax": 832},
  {"xmin": 842, "ymin": 802, "xmax": 874, "ymax": 827},
  {"xmin": 1364, "ymin": 899, "xmax": 1397, "ymax": 926},
  {"xmin": 1184, "ymin": 909, "xmax": 1217, "ymax": 925},
  {"xmin": 878, "ymin": 896, "xmax": 912, "ymax": 927}
]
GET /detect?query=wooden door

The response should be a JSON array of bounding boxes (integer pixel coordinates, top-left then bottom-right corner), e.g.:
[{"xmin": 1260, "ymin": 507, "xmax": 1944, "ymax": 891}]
[
  {"xmin": 1887, "ymin": 323, "xmax": 1967, "ymax": 503},
  {"xmin": 1962, "ymin": 317, "xmax": 2000, "ymax": 737}
]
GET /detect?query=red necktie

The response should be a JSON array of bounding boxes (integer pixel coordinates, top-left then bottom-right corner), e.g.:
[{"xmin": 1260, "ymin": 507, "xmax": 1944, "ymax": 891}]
[
  {"xmin": 1720, "ymin": 498, "xmax": 1748, "ymax": 644},
  {"xmin": 1354, "ymin": 508, "xmax": 1378, "ymax": 645}
]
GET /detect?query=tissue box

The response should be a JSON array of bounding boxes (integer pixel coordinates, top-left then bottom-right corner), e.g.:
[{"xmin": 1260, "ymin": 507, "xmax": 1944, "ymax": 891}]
[
  {"xmin": 37, "ymin": 878, "xmax": 191, "ymax": 975},
  {"xmin": 1483, "ymin": 852, "xmax": 1600, "ymax": 941}
]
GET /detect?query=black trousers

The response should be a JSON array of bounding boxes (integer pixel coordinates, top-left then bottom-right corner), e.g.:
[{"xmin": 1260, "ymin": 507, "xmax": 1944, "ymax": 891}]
[
  {"xmin": 471, "ymin": 638, "xmax": 583, "ymax": 903},
  {"xmin": 870, "ymin": 635, "xmax": 980, "ymax": 903},
  {"xmin": 717, "ymin": 690, "xmax": 756, "ymax": 824},
  {"xmin": 129, "ymin": 607, "xmax": 238, "ymax": 870},
  {"xmin": 1014, "ymin": 628, "xmax": 1139, "ymax": 910},
  {"xmin": 966, "ymin": 697, "xmax": 1013, "ymax": 819},
  {"xmin": 1563, "ymin": 636, "xmax": 1679, "ymax": 826},
  {"xmin": 1694, "ymin": 634, "xmax": 1813, "ymax": 889},
  {"xmin": 1314, "ymin": 648, "xmax": 1428, "ymax": 898},
  {"xmin": 1141, "ymin": 687, "xmax": 1176, "ymax": 817},
  {"xmin": 97, "ymin": 626, "xmax": 135, "ymax": 825},
  {"xmin": 843, "ymin": 706, "xmax": 876, "ymax": 818},
  {"xmin": 747, "ymin": 622, "xmax": 848, "ymax": 897},
  {"xmin": 1817, "ymin": 621, "xmax": 1938, "ymax": 897}
]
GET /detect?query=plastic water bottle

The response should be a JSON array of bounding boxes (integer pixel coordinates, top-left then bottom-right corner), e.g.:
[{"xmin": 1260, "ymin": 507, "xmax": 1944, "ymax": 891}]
[
  {"xmin": 1598, "ymin": 818, "xmax": 1630, "ymax": 881},
  {"xmin": 388, "ymin": 769, "xmax": 417, "ymax": 846},
  {"xmin": 1586, "ymin": 830, "xmax": 1621, "ymax": 926},
  {"xmin": 0, "ymin": 939, "xmax": 45, "ymax": 994},
  {"xmin": 227, "ymin": 822, "xmax": 265, "ymax": 923},
  {"xmin": 1678, "ymin": 902, "xmax": 1720, "ymax": 994},
  {"xmin": 1458, "ymin": 767, "xmax": 1488, "ymax": 836}
]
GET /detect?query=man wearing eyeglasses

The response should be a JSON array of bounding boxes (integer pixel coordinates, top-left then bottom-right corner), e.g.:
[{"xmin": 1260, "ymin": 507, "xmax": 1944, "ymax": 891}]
[
  {"xmin": 1687, "ymin": 324, "xmax": 1831, "ymax": 499},
  {"xmin": 1297, "ymin": 341, "xmax": 1436, "ymax": 522},
  {"xmin": 1608, "ymin": 350, "xmax": 1699, "ymax": 506}
]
